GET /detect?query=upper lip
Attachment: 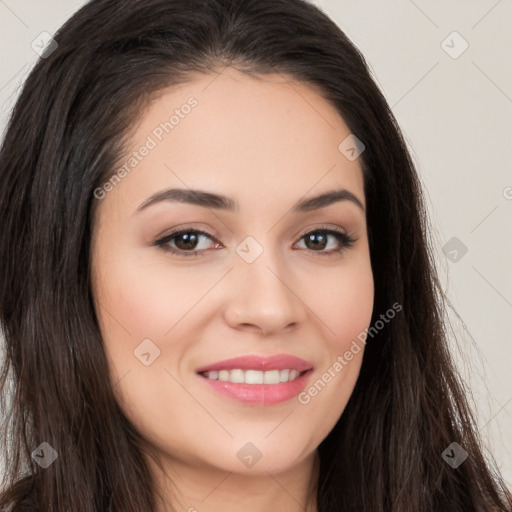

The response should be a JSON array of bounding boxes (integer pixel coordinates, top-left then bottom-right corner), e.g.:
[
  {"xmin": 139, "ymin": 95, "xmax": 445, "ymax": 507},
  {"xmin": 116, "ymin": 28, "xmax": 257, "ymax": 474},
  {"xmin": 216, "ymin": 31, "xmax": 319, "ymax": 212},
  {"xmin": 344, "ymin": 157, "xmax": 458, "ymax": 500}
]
[{"xmin": 196, "ymin": 354, "xmax": 314, "ymax": 373}]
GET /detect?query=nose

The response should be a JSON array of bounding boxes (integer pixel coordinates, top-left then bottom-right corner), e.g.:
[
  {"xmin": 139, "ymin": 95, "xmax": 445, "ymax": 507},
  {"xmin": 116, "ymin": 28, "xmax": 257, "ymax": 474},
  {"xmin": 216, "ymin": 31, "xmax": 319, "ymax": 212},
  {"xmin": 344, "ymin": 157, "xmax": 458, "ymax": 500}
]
[{"xmin": 223, "ymin": 252, "xmax": 308, "ymax": 336}]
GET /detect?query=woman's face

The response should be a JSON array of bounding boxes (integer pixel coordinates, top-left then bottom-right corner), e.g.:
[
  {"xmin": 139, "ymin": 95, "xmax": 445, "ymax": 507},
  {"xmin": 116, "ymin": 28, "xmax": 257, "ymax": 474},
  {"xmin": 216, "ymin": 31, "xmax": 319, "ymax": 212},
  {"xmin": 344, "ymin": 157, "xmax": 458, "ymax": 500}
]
[{"xmin": 90, "ymin": 67, "xmax": 374, "ymax": 478}]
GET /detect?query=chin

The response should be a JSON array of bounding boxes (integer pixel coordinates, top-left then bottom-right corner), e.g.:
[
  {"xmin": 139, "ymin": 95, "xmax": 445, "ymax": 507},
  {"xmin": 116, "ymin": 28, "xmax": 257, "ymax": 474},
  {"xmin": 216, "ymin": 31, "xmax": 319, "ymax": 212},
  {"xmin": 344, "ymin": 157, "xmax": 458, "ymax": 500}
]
[{"xmin": 214, "ymin": 438, "xmax": 313, "ymax": 475}]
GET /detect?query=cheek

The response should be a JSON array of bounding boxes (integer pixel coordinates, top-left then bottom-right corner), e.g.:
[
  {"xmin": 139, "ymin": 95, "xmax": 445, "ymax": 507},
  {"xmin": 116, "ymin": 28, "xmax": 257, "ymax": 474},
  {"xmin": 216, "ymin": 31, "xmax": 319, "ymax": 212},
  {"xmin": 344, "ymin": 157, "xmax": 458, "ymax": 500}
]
[
  {"xmin": 294, "ymin": 256, "xmax": 373, "ymax": 425},
  {"xmin": 95, "ymin": 251, "xmax": 210, "ymax": 341},
  {"xmin": 328, "ymin": 275, "xmax": 374, "ymax": 348},
  {"xmin": 303, "ymin": 254, "xmax": 374, "ymax": 349}
]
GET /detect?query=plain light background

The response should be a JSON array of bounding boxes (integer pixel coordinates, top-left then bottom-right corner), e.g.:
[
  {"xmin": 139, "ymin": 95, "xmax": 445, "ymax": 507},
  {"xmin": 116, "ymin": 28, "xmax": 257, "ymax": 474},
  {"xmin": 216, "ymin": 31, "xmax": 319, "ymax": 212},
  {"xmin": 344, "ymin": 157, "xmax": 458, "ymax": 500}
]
[{"xmin": 1, "ymin": 0, "xmax": 511, "ymax": 487}]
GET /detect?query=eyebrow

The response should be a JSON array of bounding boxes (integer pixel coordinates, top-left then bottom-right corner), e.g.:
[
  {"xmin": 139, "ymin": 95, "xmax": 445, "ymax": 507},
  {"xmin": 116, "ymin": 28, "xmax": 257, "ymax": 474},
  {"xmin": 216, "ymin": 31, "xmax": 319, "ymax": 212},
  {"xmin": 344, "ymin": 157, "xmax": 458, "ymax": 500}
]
[{"xmin": 136, "ymin": 187, "xmax": 365, "ymax": 214}]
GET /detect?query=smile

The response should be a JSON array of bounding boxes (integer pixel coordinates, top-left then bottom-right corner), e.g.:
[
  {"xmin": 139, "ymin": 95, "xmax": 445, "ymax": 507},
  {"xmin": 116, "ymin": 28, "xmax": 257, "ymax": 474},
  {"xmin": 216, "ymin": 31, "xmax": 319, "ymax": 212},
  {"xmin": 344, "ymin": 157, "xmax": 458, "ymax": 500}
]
[{"xmin": 195, "ymin": 353, "xmax": 314, "ymax": 405}]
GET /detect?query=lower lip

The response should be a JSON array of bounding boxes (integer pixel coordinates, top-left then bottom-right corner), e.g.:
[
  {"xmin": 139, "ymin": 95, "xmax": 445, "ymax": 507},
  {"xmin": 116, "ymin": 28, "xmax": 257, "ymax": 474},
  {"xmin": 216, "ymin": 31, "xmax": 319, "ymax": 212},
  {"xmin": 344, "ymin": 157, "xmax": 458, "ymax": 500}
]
[{"xmin": 198, "ymin": 370, "xmax": 313, "ymax": 405}]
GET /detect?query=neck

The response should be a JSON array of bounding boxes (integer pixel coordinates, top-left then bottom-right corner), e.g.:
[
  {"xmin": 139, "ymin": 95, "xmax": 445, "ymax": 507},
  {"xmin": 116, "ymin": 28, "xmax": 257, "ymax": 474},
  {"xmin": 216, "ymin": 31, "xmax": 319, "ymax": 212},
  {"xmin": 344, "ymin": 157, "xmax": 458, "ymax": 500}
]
[{"xmin": 149, "ymin": 449, "xmax": 320, "ymax": 512}]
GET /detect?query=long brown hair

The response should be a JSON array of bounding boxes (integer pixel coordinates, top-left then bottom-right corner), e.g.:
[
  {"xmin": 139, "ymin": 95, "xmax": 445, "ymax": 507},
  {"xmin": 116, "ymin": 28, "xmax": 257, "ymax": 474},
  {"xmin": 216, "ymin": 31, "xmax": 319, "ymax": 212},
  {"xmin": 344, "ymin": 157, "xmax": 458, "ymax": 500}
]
[{"xmin": 1, "ymin": 0, "xmax": 511, "ymax": 510}]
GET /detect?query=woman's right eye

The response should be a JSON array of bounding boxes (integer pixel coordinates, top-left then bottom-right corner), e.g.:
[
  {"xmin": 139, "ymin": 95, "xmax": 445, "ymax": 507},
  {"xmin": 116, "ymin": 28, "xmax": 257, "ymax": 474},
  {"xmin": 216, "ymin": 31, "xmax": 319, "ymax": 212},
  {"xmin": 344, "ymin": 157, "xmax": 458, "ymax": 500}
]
[{"xmin": 154, "ymin": 229, "xmax": 220, "ymax": 258}]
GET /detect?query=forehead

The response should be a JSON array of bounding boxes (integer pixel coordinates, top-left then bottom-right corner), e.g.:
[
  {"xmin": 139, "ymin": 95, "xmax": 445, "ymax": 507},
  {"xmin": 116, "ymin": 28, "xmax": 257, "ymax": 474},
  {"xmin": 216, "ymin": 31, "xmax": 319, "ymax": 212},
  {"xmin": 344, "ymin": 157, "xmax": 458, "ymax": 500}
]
[{"xmin": 106, "ymin": 68, "xmax": 365, "ymax": 214}]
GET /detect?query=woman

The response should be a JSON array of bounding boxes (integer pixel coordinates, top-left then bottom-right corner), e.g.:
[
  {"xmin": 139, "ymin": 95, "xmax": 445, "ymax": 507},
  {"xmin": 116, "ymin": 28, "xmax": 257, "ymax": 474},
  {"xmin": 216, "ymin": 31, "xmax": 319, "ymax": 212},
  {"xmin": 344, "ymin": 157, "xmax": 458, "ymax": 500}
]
[{"xmin": 0, "ymin": 0, "xmax": 510, "ymax": 511}]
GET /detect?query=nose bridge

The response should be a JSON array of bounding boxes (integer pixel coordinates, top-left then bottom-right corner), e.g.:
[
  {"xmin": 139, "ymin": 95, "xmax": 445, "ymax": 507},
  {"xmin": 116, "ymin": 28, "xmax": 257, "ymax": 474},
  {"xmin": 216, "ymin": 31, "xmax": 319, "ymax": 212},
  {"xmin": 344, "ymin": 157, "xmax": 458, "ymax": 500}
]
[{"xmin": 224, "ymin": 238, "xmax": 306, "ymax": 334}]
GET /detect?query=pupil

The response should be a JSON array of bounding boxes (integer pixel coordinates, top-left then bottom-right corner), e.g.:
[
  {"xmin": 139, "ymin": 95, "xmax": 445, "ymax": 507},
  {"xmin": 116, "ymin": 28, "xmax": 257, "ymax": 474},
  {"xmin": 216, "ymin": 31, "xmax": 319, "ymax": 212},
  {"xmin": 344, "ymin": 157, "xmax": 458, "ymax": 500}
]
[
  {"xmin": 306, "ymin": 233, "xmax": 326, "ymax": 250},
  {"xmin": 176, "ymin": 233, "xmax": 198, "ymax": 250}
]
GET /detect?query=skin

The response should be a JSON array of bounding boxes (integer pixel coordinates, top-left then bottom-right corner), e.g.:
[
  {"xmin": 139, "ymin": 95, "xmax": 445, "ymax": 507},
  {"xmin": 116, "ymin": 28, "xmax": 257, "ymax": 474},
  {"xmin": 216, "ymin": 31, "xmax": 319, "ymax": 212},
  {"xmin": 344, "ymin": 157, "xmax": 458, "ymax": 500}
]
[{"xmin": 90, "ymin": 67, "xmax": 374, "ymax": 512}]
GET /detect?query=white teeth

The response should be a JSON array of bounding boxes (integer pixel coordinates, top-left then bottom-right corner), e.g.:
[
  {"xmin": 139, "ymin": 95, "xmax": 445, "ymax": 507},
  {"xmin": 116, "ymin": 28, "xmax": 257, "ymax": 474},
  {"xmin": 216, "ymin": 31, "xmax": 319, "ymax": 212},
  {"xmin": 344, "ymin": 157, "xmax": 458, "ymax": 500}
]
[
  {"xmin": 218, "ymin": 370, "xmax": 230, "ymax": 381},
  {"xmin": 245, "ymin": 370, "xmax": 263, "ymax": 384},
  {"xmin": 289, "ymin": 369, "xmax": 299, "ymax": 380},
  {"xmin": 202, "ymin": 368, "xmax": 304, "ymax": 384},
  {"xmin": 229, "ymin": 369, "xmax": 245, "ymax": 383},
  {"xmin": 263, "ymin": 370, "xmax": 280, "ymax": 384}
]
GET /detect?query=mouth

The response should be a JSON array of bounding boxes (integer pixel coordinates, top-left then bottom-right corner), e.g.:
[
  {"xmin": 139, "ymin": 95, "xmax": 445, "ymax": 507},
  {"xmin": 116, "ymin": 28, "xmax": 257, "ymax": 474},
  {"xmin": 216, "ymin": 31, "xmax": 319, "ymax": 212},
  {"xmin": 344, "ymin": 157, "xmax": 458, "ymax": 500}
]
[{"xmin": 195, "ymin": 354, "xmax": 314, "ymax": 405}]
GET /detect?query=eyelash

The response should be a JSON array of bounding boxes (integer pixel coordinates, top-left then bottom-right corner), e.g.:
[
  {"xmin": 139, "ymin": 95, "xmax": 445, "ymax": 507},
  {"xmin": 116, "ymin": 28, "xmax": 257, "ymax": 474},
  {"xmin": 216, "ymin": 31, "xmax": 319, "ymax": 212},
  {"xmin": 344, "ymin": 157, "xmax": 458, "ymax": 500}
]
[{"xmin": 153, "ymin": 225, "xmax": 357, "ymax": 258}]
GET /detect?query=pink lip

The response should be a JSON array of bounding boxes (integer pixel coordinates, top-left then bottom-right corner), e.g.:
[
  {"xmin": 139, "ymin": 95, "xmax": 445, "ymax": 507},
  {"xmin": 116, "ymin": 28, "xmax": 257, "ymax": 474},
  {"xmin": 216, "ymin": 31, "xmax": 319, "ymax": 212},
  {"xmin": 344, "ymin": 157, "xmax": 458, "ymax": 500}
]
[
  {"xmin": 198, "ymin": 370, "xmax": 313, "ymax": 405},
  {"xmin": 195, "ymin": 354, "xmax": 314, "ymax": 373},
  {"xmin": 195, "ymin": 354, "xmax": 314, "ymax": 406}
]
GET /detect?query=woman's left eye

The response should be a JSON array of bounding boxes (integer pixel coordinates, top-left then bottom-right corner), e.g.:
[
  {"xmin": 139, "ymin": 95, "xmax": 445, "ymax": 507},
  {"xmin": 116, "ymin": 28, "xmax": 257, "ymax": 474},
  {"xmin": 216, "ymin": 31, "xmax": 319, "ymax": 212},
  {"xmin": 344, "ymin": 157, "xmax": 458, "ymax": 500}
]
[{"xmin": 154, "ymin": 227, "xmax": 357, "ymax": 258}]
